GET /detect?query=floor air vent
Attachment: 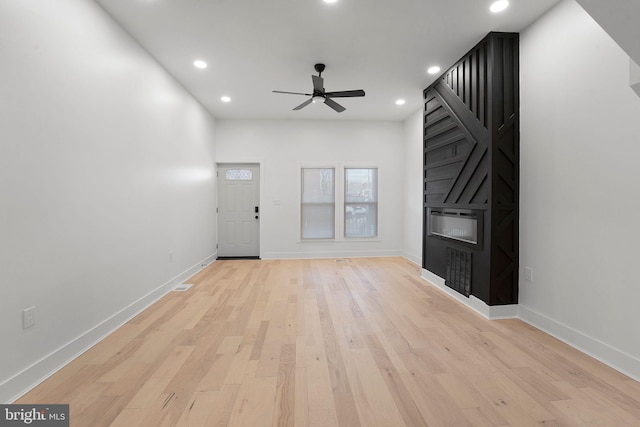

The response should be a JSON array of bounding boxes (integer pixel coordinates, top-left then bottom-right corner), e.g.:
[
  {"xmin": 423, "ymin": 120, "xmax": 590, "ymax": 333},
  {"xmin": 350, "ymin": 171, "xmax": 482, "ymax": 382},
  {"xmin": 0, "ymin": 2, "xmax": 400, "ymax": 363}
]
[
  {"xmin": 445, "ymin": 247, "xmax": 472, "ymax": 297},
  {"xmin": 335, "ymin": 259, "xmax": 350, "ymax": 263},
  {"xmin": 173, "ymin": 284, "xmax": 193, "ymax": 292}
]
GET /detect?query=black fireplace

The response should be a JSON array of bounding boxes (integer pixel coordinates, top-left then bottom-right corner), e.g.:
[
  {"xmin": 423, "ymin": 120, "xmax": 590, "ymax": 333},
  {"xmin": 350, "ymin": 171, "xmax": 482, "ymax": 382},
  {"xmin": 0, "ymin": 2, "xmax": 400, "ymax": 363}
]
[
  {"xmin": 423, "ymin": 32, "xmax": 519, "ymax": 305},
  {"xmin": 427, "ymin": 208, "xmax": 483, "ymax": 249}
]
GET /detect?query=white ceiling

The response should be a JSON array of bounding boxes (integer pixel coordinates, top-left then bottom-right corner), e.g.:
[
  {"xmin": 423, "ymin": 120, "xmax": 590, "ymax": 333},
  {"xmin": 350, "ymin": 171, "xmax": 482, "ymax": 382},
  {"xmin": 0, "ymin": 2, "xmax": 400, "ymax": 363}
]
[{"xmin": 95, "ymin": 0, "xmax": 561, "ymax": 121}]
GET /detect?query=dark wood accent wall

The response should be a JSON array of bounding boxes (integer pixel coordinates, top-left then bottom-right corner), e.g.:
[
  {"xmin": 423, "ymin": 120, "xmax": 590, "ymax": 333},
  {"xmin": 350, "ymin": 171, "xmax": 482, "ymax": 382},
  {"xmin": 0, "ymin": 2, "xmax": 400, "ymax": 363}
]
[{"xmin": 423, "ymin": 32, "xmax": 519, "ymax": 306}]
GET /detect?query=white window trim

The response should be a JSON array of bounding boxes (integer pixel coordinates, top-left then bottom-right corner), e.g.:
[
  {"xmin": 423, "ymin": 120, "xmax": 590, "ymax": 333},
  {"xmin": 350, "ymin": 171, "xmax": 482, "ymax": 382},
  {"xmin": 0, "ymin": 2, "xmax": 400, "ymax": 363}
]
[{"xmin": 298, "ymin": 163, "xmax": 381, "ymax": 242}]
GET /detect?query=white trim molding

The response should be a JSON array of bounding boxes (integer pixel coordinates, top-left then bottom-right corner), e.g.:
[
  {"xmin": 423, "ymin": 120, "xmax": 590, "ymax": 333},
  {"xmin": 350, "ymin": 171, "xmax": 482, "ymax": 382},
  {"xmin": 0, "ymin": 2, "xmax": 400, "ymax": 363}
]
[
  {"xmin": 421, "ymin": 269, "xmax": 518, "ymax": 320},
  {"xmin": 1, "ymin": 253, "xmax": 217, "ymax": 403},
  {"xmin": 262, "ymin": 250, "xmax": 402, "ymax": 260},
  {"xmin": 421, "ymin": 268, "xmax": 640, "ymax": 382},
  {"xmin": 402, "ymin": 251, "xmax": 422, "ymax": 267},
  {"xmin": 519, "ymin": 305, "xmax": 640, "ymax": 383}
]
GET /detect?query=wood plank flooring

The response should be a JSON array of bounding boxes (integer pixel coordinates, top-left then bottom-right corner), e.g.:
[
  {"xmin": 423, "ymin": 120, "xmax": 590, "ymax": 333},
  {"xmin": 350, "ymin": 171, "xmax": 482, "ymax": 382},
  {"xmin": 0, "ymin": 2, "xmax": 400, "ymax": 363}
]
[{"xmin": 16, "ymin": 257, "xmax": 640, "ymax": 426}]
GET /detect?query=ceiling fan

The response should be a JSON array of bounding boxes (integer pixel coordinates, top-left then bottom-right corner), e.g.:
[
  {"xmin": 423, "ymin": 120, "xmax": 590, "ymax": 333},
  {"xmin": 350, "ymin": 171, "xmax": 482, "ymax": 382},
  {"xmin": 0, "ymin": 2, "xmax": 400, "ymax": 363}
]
[{"xmin": 273, "ymin": 63, "xmax": 365, "ymax": 113}]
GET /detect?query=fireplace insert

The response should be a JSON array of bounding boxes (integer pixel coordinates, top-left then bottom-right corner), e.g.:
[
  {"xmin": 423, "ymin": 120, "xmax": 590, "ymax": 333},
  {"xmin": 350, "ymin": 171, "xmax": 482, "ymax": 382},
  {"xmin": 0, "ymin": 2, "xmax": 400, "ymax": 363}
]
[{"xmin": 427, "ymin": 208, "xmax": 483, "ymax": 248}]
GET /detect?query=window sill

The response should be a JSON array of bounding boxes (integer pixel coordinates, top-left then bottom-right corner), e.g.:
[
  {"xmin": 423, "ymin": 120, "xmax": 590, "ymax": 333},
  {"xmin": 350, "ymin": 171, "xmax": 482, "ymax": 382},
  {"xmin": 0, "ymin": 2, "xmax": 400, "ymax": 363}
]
[{"xmin": 297, "ymin": 238, "xmax": 381, "ymax": 243}]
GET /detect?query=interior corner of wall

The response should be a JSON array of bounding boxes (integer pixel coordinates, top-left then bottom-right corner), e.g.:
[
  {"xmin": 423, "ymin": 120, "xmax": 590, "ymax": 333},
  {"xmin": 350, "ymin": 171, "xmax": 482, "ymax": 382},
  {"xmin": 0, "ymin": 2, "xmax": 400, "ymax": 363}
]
[{"xmin": 630, "ymin": 58, "xmax": 640, "ymax": 97}]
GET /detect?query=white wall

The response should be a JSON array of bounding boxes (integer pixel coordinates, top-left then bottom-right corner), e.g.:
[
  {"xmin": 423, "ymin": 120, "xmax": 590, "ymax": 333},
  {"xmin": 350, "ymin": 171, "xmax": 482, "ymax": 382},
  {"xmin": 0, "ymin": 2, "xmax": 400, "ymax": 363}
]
[
  {"xmin": 402, "ymin": 110, "xmax": 424, "ymax": 265},
  {"xmin": 575, "ymin": 0, "xmax": 640, "ymax": 66},
  {"xmin": 0, "ymin": 0, "xmax": 217, "ymax": 401},
  {"xmin": 519, "ymin": 0, "xmax": 640, "ymax": 379},
  {"xmin": 215, "ymin": 119, "xmax": 405, "ymax": 259}
]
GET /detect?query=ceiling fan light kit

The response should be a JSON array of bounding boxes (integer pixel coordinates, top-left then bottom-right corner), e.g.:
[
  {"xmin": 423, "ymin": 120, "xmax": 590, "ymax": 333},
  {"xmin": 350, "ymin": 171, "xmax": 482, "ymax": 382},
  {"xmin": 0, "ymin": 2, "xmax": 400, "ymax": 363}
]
[{"xmin": 273, "ymin": 63, "xmax": 365, "ymax": 113}]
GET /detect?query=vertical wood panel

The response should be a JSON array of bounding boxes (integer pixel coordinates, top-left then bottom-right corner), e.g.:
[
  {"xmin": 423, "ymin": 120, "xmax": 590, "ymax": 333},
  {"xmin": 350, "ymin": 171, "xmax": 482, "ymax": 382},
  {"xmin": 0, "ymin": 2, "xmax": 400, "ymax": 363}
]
[
  {"xmin": 470, "ymin": 52, "xmax": 476, "ymax": 118},
  {"xmin": 479, "ymin": 43, "xmax": 486, "ymax": 128},
  {"xmin": 464, "ymin": 56, "xmax": 471, "ymax": 109},
  {"xmin": 452, "ymin": 66, "xmax": 458, "ymax": 96},
  {"xmin": 493, "ymin": 37, "xmax": 504, "ymax": 128},
  {"xmin": 503, "ymin": 37, "xmax": 515, "ymax": 121}
]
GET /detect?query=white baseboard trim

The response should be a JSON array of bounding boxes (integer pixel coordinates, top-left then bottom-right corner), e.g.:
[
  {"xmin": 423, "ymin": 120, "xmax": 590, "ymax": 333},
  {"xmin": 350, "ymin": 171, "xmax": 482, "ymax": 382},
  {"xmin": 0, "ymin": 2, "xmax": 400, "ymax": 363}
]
[
  {"xmin": 6, "ymin": 256, "xmax": 638, "ymax": 402},
  {"xmin": 421, "ymin": 268, "xmax": 640, "ymax": 381},
  {"xmin": 401, "ymin": 251, "xmax": 421, "ymax": 266},
  {"xmin": 519, "ymin": 305, "xmax": 640, "ymax": 382},
  {"xmin": 261, "ymin": 250, "xmax": 403, "ymax": 260},
  {"xmin": 421, "ymin": 269, "xmax": 518, "ymax": 320},
  {"xmin": 1, "ymin": 253, "xmax": 217, "ymax": 403}
]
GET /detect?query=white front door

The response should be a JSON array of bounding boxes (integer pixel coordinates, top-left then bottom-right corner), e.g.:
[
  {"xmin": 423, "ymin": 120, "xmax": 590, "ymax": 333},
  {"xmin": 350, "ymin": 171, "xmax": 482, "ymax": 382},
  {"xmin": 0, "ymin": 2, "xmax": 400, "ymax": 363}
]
[{"xmin": 217, "ymin": 164, "xmax": 260, "ymax": 258}]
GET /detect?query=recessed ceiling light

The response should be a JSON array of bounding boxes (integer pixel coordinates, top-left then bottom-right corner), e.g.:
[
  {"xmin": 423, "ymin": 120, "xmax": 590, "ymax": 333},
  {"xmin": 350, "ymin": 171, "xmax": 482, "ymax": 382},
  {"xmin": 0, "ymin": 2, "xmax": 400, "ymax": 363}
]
[
  {"xmin": 323, "ymin": 0, "xmax": 338, "ymax": 3},
  {"xmin": 427, "ymin": 66, "xmax": 441, "ymax": 75},
  {"xmin": 221, "ymin": 96, "xmax": 231, "ymax": 103},
  {"xmin": 193, "ymin": 60, "xmax": 207, "ymax": 69},
  {"xmin": 490, "ymin": 0, "xmax": 509, "ymax": 13},
  {"xmin": 395, "ymin": 99, "xmax": 406, "ymax": 106}
]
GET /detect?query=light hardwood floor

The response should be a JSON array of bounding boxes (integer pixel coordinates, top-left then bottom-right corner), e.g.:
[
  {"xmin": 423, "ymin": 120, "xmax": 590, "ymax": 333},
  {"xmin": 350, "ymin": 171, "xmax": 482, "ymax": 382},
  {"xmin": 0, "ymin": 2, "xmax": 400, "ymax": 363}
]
[{"xmin": 17, "ymin": 258, "xmax": 640, "ymax": 426}]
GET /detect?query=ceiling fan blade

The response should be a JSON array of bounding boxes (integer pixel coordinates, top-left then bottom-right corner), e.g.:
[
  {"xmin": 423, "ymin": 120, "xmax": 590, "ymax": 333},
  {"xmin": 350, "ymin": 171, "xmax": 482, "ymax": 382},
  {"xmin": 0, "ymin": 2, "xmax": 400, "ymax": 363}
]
[
  {"xmin": 273, "ymin": 90, "xmax": 312, "ymax": 96},
  {"xmin": 324, "ymin": 97, "xmax": 345, "ymax": 113},
  {"xmin": 293, "ymin": 98, "xmax": 313, "ymax": 110},
  {"xmin": 312, "ymin": 75, "xmax": 324, "ymax": 92},
  {"xmin": 325, "ymin": 89, "xmax": 366, "ymax": 98}
]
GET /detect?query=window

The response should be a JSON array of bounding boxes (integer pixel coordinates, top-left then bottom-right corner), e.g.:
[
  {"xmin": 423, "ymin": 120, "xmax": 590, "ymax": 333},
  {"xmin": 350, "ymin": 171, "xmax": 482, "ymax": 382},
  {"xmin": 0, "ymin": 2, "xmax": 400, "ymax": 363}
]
[
  {"xmin": 225, "ymin": 169, "xmax": 253, "ymax": 180},
  {"xmin": 301, "ymin": 168, "xmax": 335, "ymax": 239},
  {"xmin": 301, "ymin": 166, "xmax": 378, "ymax": 240},
  {"xmin": 345, "ymin": 168, "xmax": 378, "ymax": 238}
]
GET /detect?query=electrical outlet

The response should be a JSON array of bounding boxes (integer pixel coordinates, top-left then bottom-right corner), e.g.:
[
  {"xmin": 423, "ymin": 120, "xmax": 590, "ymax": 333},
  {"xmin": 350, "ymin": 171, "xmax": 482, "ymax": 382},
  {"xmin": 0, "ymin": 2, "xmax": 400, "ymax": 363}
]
[
  {"xmin": 169, "ymin": 251, "xmax": 174, "ymax": 262},
  {"xmin": 23, "ymin": 306, "xmax": 36, "ymax": 329},
  {"xmin": 524, "ymin": 267, "xmax": 533, "ymax": 282}
]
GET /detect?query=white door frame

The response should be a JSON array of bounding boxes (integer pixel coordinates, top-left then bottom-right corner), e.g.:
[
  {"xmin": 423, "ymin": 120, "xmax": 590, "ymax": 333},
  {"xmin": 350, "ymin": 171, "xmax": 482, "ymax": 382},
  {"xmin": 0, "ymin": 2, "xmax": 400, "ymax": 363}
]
[{"xmin": 216, "ymin": 162, "xmax": 261, "ymax": 259}]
